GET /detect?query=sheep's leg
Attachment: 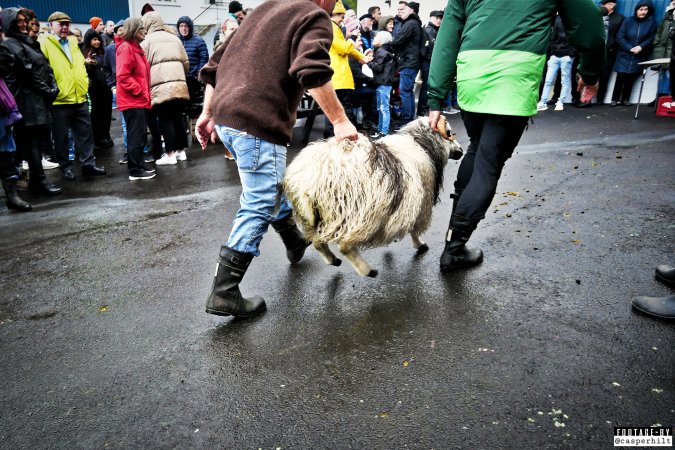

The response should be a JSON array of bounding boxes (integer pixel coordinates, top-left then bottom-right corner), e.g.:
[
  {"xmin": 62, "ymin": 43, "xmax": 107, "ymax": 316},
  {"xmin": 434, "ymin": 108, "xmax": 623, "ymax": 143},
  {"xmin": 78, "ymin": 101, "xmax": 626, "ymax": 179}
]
[
  {"xmin": 338, "ymin": 244, "xmax": 378, "ymax": 278},
  {"xmin": 314, "ymin": 242, "xmax": 342, "ymax": 267},
  {"xmin": 411, "ymin": 234, "xmax": 429, "ymax": 253}
]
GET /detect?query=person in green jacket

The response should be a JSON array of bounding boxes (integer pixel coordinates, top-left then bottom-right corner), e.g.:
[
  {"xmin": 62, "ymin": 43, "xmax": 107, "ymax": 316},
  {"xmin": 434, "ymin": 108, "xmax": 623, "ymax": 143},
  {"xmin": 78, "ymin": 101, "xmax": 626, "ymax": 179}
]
[
  {"xmin": 427, "ymin": 0, "xmax": 605, "ymax": 272},
  {"xmin": 652, "ymin": 1, "xmax": 674, "ymax": 95}
]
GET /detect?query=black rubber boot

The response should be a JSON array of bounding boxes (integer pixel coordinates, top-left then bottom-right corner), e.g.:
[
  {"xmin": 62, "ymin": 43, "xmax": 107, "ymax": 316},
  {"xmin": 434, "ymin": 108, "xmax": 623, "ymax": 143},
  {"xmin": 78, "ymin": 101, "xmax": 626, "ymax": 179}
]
[
  {"xmin": 271, "ymin": 215, "xmax": 310, "ymax": 264},
  {"xmin": 205, "ymin": 246, "xmax": 266, "ymax": 318},
  {"xmin": 655, "ymin": 265, "xmax": 675, "ymax": 288},
  {"xmin": 440, "ymin": 214, "xmax": 483, "ymax": 272},
  {"xmin": 2, "ymin": 178, "xmax": 32, "ymax": 212}
]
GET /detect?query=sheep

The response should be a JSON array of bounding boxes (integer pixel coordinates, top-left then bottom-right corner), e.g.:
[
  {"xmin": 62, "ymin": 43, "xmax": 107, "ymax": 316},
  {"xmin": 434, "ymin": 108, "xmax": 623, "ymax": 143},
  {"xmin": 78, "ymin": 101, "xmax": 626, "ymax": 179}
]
[{"xmin": 283, "ymin": 115, "xmax": 463, "ymax": 277}]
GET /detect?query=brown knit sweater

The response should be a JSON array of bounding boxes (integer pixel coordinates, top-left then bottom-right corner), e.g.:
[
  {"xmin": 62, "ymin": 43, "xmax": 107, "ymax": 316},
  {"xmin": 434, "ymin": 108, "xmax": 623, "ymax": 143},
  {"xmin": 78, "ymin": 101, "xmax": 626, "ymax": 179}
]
[{"xmin": 199, "ymin": 0, "xmax": 334, "ymax": 145}]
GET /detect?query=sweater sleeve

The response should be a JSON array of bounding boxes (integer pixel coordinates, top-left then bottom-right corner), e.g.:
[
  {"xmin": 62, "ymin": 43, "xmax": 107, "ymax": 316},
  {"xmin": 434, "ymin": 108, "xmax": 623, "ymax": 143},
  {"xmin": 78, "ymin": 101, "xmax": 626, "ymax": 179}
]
[
  {"xmin": 559, "ymin": 0, "xmax": 606, "ymax": 85},
  {"xmin": 427, "ymin": 0, "xmax": 465, "ymax": 111},
  {"xmin": 289, "ymin": 12, "xmax": 334, "ymax": 89}
]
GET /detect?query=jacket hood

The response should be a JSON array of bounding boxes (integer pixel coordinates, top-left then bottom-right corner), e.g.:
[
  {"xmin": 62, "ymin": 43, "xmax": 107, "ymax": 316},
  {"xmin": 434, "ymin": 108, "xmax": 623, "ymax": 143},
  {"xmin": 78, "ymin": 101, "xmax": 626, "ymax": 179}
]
[
  {"xmin": 634, "ymin": 0, "xmax": 655, "ymax": 18},
  {"xmin": 378, "ymin": 15, "xmax": 393, "ymax": 31},
  {"xmin": 1, "ymin": 7, "xmax": 20, "ymax": 37},
  {"xmin": 142, "ymin": 11, "xmax": 166, "ymax": 33},
  {"xmin": 176, "ymin": 16, "xmax": 194, "ymax": 38}
]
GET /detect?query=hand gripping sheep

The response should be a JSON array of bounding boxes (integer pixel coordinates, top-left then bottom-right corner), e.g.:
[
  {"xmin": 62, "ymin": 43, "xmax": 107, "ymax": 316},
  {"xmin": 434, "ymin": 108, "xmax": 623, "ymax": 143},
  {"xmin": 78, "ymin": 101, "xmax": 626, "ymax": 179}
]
[{"xmin": 283, "ymin": 116, "xmax": 463, "ymax": 277}]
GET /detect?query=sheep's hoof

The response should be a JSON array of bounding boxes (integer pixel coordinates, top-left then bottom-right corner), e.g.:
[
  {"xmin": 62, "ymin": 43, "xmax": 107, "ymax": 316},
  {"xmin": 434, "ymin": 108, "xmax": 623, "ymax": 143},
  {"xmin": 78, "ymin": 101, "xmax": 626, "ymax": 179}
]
[
  {"xmin": 331, "ymin": 258, "xmax": 342, "ymax": 266},
  {"xmin": 416, "ymin": 243, "xmax": 429, "ymax": 254},
  {"xmin": 366, "ymin": 269, "xmax": 379, "ymax": 278}
]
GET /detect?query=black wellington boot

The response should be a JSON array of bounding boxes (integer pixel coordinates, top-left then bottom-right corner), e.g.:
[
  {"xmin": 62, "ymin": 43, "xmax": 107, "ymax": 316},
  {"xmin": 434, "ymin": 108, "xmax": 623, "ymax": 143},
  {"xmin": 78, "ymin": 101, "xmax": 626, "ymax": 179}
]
[
  {"xmin": 271, "ymin": 215, "xmax": 310, "ymax": 264},
  {"xmin": 440, "ymin": 228, "xmax": 483, "ymax": 272},
  {"xmin": 2, "ymin": 178, "xmax": 32, "ymax": 212},
  {"xmin": 205, "ymin": 246, "xmax": 266, "ymax": 318}
]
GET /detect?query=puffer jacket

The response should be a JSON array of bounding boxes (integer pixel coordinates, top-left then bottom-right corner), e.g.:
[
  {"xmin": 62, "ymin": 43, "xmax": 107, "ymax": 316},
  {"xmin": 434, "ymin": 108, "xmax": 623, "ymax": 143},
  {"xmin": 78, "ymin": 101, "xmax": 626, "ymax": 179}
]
[
  {"xmin": 614, "ymin": 0, "xmax": 658, "ymax": 74},
  {"xmin": 428, "ymin": 0, "xmax": 605, "ymax": 116},
  {"xmin": 329, "ymin": 21, "xmax": 365, "ymax": 90},
  {"xmin": 1, "ymin": 7, "xmax": 58, "ymax": 126},
  {"xmin": 391, "ymin": 13, "xmax": 422, "ymax": 70},
  {"xmin": 142, "ymin": 12, "xmax": 189, "ymax": 106},
  {"xmin": 176, "ymin": 16, "xmax": 209, "ymax": 79}
]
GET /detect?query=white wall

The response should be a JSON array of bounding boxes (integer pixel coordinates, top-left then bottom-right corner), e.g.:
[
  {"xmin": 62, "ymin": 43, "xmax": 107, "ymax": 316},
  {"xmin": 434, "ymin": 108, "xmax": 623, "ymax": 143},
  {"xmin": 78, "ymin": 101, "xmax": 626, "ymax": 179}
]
[
  {"xmin": 128, "ymin": 0, "xmax": 266, "ymax": 27},
  {"xmin": 357, "ymin": 1, "xmax": 450, "ymax": 23}
]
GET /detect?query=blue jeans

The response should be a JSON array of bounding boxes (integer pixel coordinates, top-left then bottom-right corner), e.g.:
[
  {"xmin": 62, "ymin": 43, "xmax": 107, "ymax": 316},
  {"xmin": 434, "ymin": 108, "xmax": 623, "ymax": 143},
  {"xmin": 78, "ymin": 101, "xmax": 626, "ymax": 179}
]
[
  {"xmin": 215, "ymin": 125, "xmax": 293, "ymax": 256},
  {"xmin": 376, "ymin": 84, "xmax": 391, "ymax": 134},
  {"xmin": 398, "ymin": 67, "xmax": 417, "ymax": 123},
  {"xmin": 657, "ymin": 68, "xmax": 671, "ymax": 95},
  {"xmin": 539, "ymin": 55, "xmax": 573, "ymax": 105}
]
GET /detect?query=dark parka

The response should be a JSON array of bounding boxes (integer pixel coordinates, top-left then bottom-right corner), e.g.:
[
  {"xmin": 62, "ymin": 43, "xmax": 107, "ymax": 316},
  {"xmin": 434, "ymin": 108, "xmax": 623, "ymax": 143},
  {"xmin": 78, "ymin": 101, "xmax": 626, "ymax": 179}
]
[
  {"xmin": 550, "ymin": 15, "xmax": 577, "ymax": 57},
  {"xmin": 653, "ymin": 7, "xmax": 674, "ymax": 62},
  {"xmin": 0, "ymin": 7, "xmax": 58, "ymax": 127},
  {"xmin": 605, "ymin": 10, "xmax": 625, "ymax": 51},
  {"xmin": 613, "ymin": 0, "xmax": 658, "ymax": 74},
  {"xmin": 391, "ymin": 13, "xmax": 422, "ymax": 70},
  {"xmin": 176, "ymin": 16, "xmax": 209, "ymax": 79}
]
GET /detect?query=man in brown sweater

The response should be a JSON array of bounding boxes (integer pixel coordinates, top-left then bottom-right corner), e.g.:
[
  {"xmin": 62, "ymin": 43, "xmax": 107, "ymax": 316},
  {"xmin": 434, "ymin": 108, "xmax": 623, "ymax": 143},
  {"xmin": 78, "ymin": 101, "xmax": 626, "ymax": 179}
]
[{"xmin": 197, "ymin": 0, "xmax": 357, "ymax": 319}]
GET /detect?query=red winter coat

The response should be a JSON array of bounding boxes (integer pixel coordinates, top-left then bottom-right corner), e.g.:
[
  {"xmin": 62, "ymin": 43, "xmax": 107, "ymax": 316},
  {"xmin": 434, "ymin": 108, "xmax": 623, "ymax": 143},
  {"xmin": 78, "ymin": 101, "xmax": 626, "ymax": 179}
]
[{"xmin": 116, "ymin": 39, "xmax": 151, "ymax": 110}]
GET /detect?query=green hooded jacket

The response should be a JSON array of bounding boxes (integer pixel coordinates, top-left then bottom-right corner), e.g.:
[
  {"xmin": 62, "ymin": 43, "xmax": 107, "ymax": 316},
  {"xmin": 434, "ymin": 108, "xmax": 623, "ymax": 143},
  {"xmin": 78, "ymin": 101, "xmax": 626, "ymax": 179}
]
[{"xmin": 428, "ymin": 0, "xmax": 606, "ymax": 116}]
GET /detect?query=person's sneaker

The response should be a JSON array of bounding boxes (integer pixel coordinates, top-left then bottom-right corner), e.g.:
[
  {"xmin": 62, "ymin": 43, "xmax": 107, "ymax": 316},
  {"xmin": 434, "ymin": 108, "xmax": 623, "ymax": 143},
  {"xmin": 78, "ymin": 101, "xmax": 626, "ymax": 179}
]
[
  {"xmin": 41, "ymin": 157, "xmax": 60, "ymax": 170},
  {"xmin": 129, "ymin": 171, "xmax": 156, "ymax": 181},
  {"xmin": 144, "ymin": 154, "xmax": 155, "ymax": 163},
  {"xmin": 155, "ymin": 153, "xmax": 177, "ymax": 165},
  {"xmin": 369, "ymin": 131, "xmax": 383, "ymax": 139},
  {"xmin": 554, "ymin": 103, "xmax": 564, "ymax": 111},
  {"xmin": 118, "ymin": 153, "xmax": 128, "ymax": 164},
  {"xmin": 142, "ymin": 165, "xmax": 156, "ymax": 173},
  {"xmin": 175, "ymin": 150, "xmax": 187, "ymax": 161},
  {"xmin": 537, "ymin": 103, "xmax": 548, "ymax": 111},
  {"xmin": 16, "ymin": 174, "xmax": 29, "ymax": 191}
]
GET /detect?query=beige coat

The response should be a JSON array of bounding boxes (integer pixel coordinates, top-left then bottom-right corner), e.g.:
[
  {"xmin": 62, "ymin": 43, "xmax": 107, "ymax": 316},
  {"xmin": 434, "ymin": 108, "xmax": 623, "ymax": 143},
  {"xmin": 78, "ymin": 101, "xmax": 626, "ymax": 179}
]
[{"xmin": 141, "ymin": 12, "xmax": 189, "ymax": 106}]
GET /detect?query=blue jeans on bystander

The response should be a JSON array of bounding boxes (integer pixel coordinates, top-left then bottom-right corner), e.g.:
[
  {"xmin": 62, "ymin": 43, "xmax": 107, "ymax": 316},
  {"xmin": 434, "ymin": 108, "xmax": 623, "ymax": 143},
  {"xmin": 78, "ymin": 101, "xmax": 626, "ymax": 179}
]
[{"xmin": 376, "ymin": 84, "xmax": 391, "ymax": 135}]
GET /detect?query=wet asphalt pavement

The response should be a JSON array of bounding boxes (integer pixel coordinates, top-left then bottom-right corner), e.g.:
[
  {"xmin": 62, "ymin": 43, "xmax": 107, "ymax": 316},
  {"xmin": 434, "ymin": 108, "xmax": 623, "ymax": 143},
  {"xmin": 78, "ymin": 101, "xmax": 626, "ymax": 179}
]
[{"xmin": 0, "ymin": 106, "xmax": 673, "ymax": 448}]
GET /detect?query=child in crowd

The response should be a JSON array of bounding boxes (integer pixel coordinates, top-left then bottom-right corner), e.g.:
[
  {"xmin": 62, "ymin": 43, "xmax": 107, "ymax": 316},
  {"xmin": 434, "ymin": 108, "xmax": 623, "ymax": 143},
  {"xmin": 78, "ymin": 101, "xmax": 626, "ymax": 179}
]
[{"xmin": 367, "ymin": 31, "xmax": 396, "ymax": 138}]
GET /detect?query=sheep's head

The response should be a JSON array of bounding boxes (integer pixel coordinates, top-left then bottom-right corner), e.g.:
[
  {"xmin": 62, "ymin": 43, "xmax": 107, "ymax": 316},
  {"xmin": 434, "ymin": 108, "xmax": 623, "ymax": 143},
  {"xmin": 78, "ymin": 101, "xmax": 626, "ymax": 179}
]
[{"xmin": 436, "ymin": 115, "xmax": 463, "ymax": 160}]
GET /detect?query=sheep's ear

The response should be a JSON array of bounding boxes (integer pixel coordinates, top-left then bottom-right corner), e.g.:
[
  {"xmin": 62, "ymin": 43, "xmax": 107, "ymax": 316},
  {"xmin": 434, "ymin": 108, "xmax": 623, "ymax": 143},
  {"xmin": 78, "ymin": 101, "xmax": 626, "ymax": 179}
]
[{"xmin": 437, "ymin": 115, "xmax": 456, "ymax": 141}]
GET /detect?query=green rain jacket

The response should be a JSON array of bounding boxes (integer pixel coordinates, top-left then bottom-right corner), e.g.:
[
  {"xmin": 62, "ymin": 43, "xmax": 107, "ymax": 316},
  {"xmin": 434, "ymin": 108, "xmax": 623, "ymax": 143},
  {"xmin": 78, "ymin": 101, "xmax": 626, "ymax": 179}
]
[{"xmin": 428, "ymin": 0, "xmax": 606, "ymax": 117}]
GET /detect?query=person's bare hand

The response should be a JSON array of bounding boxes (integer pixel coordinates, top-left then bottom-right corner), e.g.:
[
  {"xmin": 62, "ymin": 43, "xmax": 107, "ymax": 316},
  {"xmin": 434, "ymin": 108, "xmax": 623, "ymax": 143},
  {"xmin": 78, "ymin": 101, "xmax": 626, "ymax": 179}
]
[
  {"xmin": 630, "ymin": 46, "xmax": 642, "ymax": 54},
  {"xmin": 577, "ymin": 77, "xmax": 599, "ymax": 104},
  {"xmin": 333, "ymin": 119, "xmax": 359, "ymax": 142},
  {"xmin": 428, "ymin": 110, "xmax": 441, "ymax": 132},
  {"xmin": 195, "ymin": 113, "xmax": 217, "ymax": 150}
]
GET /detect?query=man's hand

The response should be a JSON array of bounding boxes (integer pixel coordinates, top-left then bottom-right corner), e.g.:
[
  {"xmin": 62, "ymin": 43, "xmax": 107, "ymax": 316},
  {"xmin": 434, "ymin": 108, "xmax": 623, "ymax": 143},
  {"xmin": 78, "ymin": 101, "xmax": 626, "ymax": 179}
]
[
  {"xmin": 333, "ymin": 118, "xmax": 359, "ymax": 142},
  {"xmin": 577, "ymin": 77, "xmax": 599, "ymax": 104},
  {"xmin": 195, "ymin": 112, "xmax": 217, "ymax": 150},
  {"xmin": 428, "ymin": 110, "xmax": 442, "ymax": 132}
]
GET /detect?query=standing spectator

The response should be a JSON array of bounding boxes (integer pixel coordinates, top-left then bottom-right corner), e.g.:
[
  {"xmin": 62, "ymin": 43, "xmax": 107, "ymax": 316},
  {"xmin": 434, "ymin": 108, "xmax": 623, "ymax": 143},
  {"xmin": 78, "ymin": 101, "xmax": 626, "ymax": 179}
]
[
  {"xmin": 1, "ymin": 7, "xmax": 62, "ymax": 196},
  {"xmin": 142, "ymin": 12, "xmax": 190, "ymax": 165},
  {"xmin": 101, "ymin": 20, "xmax": 115, "ymax": 47},
  {"xmin": 652, "ymin": 0, "xmax": 674, "ymax": 97},
  {"xmin": 38, "ymin": 11, "xmax": 106, "ymax": 181},
  {"xmin": 369, "ymin": 6, "xmax": 382, "ymax": 30},
  {"xmin": 393, "ymin": 1, "xmax": 407, "ymax": 37},
  {"xmin": 325, "ymin": 0, "xmax": 370, "ymax": 138},
  {"xmin": 537, "ymin": 15, "xmax": 577, "ymax": 111},
  {"xmin": 611, "ymin": 0, "xmax": 657, "ymax": 106},
  {"xmin": 391, "ymin": 1, "xmax": 421, "ymax": 128},
  {"xmin": 348, "ymin": 36, "xmax": 376, "ymax": 129},
  {"xmin": 417, "ymin": 9, "xmax": 443, "ymax": 117},
  {"xmin": 82, "ymin": 29, "xmax": 114, "ymax": 149},
  {"xmin": 70, "ymin": 27, "xmax": 83, "ymax": 45},
  {"xmin": 116, "ymin": 17, "xmax": 154, "ymax": 181},
  {"xmin": 427, "ymin": 0, "xmax": 605, "ymax": 271},
  {"xmin": 196, "ymin": 0, "xmax": 358, "ymax": 319},
  {"xmin": 359, "ymin": 13, "xmax": 375, "ymax": 50},
  {"xmin": 368, "ymin": 30, "xmax": 396, "ymax": 138},
  {"xmin": 89, "ymin": 17, "xmax": 104, "ymax": 35},
  {"xmin": 229, "ymin": 1, "xmax": 246, "ymax": 24},
  {"xmin": 176, "ymin": 16, "xmax": 208, "ymax": 82},
  {"xmin": 378, "ymin": 15, "xmax": 394, "ymax": 34},
  {"xmin": 596, "ymin": 0, "xmax": 625, "ymax": 104},
  {"xmin": 213, "ymin": 16, "xmax": 238, "ymax": 50}
]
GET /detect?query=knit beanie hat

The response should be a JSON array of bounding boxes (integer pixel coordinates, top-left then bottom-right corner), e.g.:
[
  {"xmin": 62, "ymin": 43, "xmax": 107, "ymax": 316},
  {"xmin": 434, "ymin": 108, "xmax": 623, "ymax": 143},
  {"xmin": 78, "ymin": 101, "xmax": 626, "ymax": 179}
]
[
  {"xmin": 89, "ymin": 17, "xmax": 103, "ymax": 29},
  {"xmin": 407, "ymin": 2, "xmax": 420, "ymax": 14},
  {"xmin": 229, "ymin": 1, "xmax": 243, "ymax": 14}
]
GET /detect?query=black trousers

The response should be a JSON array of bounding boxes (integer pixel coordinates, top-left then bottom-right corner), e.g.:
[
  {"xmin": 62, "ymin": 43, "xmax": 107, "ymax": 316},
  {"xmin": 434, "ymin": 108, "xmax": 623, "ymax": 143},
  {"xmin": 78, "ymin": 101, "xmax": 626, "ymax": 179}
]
[
  {"xmin": 13, "ymin": 122, "xmax": 49, "ymax": 183},
  {"xmin": 451, "ymin": 111, "xmax": 529, "ymax": 233},
  {"xmin": 612, "ymin": 71, "xmax": 640, "ymax": 103},
  {"xmin": 597, "ymin": 49, "xmax": 617, "ymax": 103},
  {"xmin": 324, "ymin": 89, "xmax": 355, "ymax": 138},
  {"xmin": 89, "ymin": 86, "xmax": 113, "ymax": 145},
  {"xmin": 152, "ymin": 99, "xmax": 188, "ymax": 153},
  {"xmin": 122, "ymin": 108, "xmax": 148, "ymax": 176},
  {"xmin": 51, "ymin": 103, "xmax": 96, "ymax": 169}
]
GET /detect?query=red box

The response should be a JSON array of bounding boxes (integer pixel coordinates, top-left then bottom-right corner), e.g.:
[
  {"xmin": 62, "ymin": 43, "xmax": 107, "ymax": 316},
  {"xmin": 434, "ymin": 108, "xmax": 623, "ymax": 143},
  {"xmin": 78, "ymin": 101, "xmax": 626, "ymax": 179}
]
[{"xmin": 655, "ymin": 96, "xmax": 675, "ymax": 117}]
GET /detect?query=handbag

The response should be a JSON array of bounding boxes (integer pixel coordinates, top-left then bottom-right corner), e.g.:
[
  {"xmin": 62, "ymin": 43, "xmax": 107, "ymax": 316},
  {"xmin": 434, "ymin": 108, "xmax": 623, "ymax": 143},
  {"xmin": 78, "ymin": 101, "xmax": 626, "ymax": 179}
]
[{"xmin": 0, "ymin": 78, "xmax": 18, "ymax": 114}]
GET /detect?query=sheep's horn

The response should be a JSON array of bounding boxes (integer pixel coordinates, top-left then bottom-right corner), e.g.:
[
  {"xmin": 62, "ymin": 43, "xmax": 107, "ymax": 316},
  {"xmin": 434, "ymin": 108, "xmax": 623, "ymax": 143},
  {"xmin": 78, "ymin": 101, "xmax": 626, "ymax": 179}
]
[{"xmin": 437, "ymin": 115, "xmax": 455, "ymax": 141}]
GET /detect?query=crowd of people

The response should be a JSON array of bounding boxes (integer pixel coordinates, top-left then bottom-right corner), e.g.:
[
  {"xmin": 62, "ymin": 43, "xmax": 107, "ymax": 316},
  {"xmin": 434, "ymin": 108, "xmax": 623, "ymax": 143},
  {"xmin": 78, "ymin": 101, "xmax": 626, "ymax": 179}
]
[{"xmin": 0, "ymin": 0, "xmax": 673, "ymax": 212}]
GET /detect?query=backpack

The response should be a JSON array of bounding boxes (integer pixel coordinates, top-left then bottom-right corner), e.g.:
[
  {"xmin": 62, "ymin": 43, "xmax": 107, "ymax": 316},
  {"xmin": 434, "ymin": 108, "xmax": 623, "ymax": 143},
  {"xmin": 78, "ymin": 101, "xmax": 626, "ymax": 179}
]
[{"xmin": 419, "ymin": 27, "xmax": 432, "ymax": 62}]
